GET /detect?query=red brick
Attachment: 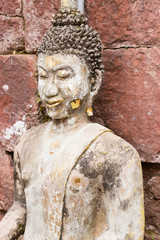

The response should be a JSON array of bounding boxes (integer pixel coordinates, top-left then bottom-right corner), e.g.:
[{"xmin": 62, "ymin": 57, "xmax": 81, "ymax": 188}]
[
  {"xmin": 0, "ymin": 16, "xmax": 24, "ymax": 54},
  {"xmin": 85, "ymin": 0, "xmax": 160, "ymax": 48},
  {"xmin": 148, "ymin": 176, "xmax": 160, "ymax": 200},
  {"xmin": 0, "ymin": 55, "xmax": 40, "ymax": 151},
  {"xmin": 0, "ymin": 150, "xmax": 14, "ymax": 213},
  {"xmin": 23, "ymin": 0, "xmax": 60, "ymax": 53},
  {"xmin": 0, "ymin": 0, "xmax": 22, "ymax": 17},
  {"xmin": 145, "ymin": 234, "xmax": 160, "ymax": 240},
  {"xmin": 93, "ymin": 47, "xmax": 160, "ymax": 163},
  {"xmin": 0, "ymin": 211, "xmax": 5, "ymax": 221},
  {"xmin": 143, "ymin": 163, "xmax": 160, "ymax": 236}
]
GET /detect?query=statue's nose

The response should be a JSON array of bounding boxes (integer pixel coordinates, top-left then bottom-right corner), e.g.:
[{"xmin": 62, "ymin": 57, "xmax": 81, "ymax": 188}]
[{"xmin": 44, "ymin": 82, "xmax": 59, "ymax": 98}]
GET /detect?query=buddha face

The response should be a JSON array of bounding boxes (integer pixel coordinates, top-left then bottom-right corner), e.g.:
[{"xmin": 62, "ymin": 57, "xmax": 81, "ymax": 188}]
[{"xmin": 38, "ymin": 53, "xmax": 91, "ymax": 119}]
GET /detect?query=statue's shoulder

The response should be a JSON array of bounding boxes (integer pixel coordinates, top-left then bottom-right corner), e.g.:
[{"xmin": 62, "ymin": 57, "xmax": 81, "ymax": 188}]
[
  {"xmin": 91, "ymin": 124, "xmax": 138, "ymax": 157},
  {"xmin": 78, "ymin": 124, "xmax": 140, "ymax": 178},
  {"xmin": 86, "ymin": 123, "xmax": 137, "ymax": 154},
  {"xmin": 15, "ymin": 122, "xmax": 51, "ymax": 154}
]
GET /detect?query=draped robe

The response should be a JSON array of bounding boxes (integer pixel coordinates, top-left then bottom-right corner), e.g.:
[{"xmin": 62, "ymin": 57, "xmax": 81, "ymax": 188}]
[{"xmin": 16, "ymin": 122, "xmax": 113, "ymax": 240}]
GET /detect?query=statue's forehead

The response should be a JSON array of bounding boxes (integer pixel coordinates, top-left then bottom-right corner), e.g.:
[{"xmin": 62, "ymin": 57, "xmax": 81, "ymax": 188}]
[
  {"xmin": 45, "ymin": 55, "xmax": 65, "ymax": 69},
  {"xmin": 38, "ymin": 53, "xmax": 82, "ymax": 70}
]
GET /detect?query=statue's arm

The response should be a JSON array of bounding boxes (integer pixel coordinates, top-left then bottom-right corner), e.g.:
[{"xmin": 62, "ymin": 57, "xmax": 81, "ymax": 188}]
[
  {"xmin": 0, "ymin": 146, "xmax": 26, "ymax": 240},
  {"xmin": 92, "ymin": 133, "xmax": 144, "ymax": 240}
]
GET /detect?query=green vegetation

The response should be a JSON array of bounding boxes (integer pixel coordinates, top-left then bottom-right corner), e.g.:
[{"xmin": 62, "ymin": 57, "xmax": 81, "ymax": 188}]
[{"xmin": 36, "ymin": 93, "xmax": 51, "ymax": 123}]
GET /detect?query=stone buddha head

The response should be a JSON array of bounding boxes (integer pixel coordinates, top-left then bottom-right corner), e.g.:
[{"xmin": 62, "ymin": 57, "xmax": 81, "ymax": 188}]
[{"xmin": 37, "ymin": 8, "xmax": 103, "ymax": 120}]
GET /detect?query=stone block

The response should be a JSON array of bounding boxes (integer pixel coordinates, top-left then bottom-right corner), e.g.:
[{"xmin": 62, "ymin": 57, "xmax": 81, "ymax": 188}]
[
  {"xmin": 0, "ymin": 0, "xmax": 22, "ymax": 17},
  {"xmin": 93, "ymin": 47, "xmax": 160, "ymax": 163},
  {"xmin": 85, "ymin": 0, "xmax": 160, "ymax": 48},
  {"xmin": 0, "ymin": 16, "xmax": 24, "ymax": 54},
  {"xmin": 148, "ymin": 176, "xmax": 160, "ymax": 200},
  {"xmin": 142, "ymin": 163, "xmax": 160, "ymax": 238},
  {"xmin": 23, "ymin": 0, "xmax": 60, "ymax": 53},
  {"xmin": 0, "ymin": 211, "xmax": 5, "ymax": 221},
  {"xmin": 0, "ymin": 150, "xmax": 14, "ymax": 214},
  {"xmin": 0, "ymin": 55, "xmax": 40, "ymax": 152},
  {"xmin": 145, "ymin": 235, "xmax": 160, "ymax": 240}
]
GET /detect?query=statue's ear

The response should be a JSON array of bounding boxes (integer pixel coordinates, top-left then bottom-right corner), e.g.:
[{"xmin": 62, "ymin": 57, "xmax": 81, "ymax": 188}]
[
  {"xmin": 90, "ymin": 70, "xmax": 102, "ymax": 97},
  {"xmin": 86, "ymin": 70, "xmax": 102, "ymax": 117}
]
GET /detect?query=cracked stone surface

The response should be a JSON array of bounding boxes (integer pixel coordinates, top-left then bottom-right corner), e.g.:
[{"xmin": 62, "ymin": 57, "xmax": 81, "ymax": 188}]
[
  {"xmin": 0, "ymin": 55, "xmax": 40, "ymax": 152},
  {"xmin": 0, "ymin": 150, "xmax": 14, "ymax": 221},
  {"xmin": 0, "ymin": 0, "xmax": 160, "ymax": 238},
  {"xmin": 0, "ymin": 55, "xmax": 41, "ymax": 220},
  {"xmin": 0, "ymin": 0, "xmax": 22, "ymax": 17},
  {"xmin": 93, "ymin": 47, "xmax": 160, "ymax": 163},
  {"xmin": 85, "ymin": 0, "xmax": 160, "ymax": 48},
  {"xmin": 0, "ymin": 16, "xmax": 24, "ymax": 54},
  {"xmin": 23, "ymin": 0, "xmax": 60, "ymax": 53},
  {"xmin": 142, "ymin": 163, "xmax": 160, "ymax": 239}
]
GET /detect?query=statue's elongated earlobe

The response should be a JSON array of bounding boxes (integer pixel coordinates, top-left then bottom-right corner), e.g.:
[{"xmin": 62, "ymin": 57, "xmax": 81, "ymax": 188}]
[
  {"xmin": 86, "ymin": 107, "xmax": 93, "ymax": 116},
  {"xmin": 86, "ymin": 70, "xmax": 102, "ymax": 117},
  {"xmin": 90, "ymin": 70, "xmax": 102, "ymax": 94}
]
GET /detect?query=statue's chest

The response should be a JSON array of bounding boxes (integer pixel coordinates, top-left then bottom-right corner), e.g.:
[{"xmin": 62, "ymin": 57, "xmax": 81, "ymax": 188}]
[
  {"xmin": 22, "ymin": 138, "xmax": 95, "ymax": 198},
  {"xmin": 21, "ymin": 135, "xmax": 70, "ymax": 182},
  {"xmin": 23, "ymin": 145, "xmax": 98, "ymax": 240},
  {"xmin": 21, "ymin": 131, "xmax": 100, "ymax": 206},
  {"xmin": 22, "ymin": 136, "xmax": 99, "ymax": 238}
]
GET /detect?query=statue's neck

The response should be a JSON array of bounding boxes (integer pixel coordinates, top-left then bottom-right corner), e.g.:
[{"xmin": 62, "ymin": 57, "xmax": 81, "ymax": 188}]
[{"xmin": 52, "ymin": 111, "xmax": 90, "ymax": 134}]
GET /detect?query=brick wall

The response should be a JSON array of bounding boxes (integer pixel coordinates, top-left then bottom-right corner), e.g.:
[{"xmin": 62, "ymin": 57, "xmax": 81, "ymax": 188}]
[{"xmin": 0, "ymin": 0, "xmax": 160, "ymax": 239}]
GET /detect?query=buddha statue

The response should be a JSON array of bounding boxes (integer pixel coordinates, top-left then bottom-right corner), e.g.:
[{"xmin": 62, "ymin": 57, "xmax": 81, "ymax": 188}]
[{"xmin": 0, "ymin": 1, "xmax": 144, "ymax": 240}]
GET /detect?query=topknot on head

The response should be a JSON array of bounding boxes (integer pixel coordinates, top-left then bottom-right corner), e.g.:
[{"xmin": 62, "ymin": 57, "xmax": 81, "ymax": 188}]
[{"xmin": 51, "ymin": 8, "xmax": 88, "ymax": 26}]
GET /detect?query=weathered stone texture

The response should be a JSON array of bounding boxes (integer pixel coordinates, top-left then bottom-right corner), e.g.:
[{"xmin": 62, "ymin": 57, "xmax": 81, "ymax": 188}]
[
  {"xmin": 143, "ymin": 163, "xmax": 160, "ymax": 239},
  {"xmin": 0, "ymin": 16, "xmax": 24, "ymax": 54},
  {"xmin": 145, "ymin": 234, "xmax": 160, "ymax": 240},
  {"xmin": 23, "ymin": 0, "xmax": 60, "ymax": 53},
  {"xmin": 85, "ymin": 0, "xmax": 160, "ymax": 48},
  {"xmin": 0, "ymin": 150, "xmax": 14, "ymax": 219},
  {"xmin": 0, "ymin": 0, "xmax": 159, "ymax": 236},
  {"xmin": 0, "ymin": 55, "xmax": 40, "ymax": 152},
  {"xmin": 0, "ymin": 0, "xmax": 22, "ymax": 17},
  {"xmin": 93, "ymin": 47, "xmax": 160, "ymax": 163}
]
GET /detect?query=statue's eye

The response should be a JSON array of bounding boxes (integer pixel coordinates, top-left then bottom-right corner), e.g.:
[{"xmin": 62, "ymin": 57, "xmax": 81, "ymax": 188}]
[
  {"xmin": 56, "ymin": 69, "xmax": 73, "ymax": 80},
  {"xmin": 39, "ymin": 69, "xmax": 49, "ymax": 78}
]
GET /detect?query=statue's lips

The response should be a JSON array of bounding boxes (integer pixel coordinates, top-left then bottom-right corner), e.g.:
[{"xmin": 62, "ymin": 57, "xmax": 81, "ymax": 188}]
[{"xmin": 44, "ymin": 99, "xmax": 64, "ymax": 108}]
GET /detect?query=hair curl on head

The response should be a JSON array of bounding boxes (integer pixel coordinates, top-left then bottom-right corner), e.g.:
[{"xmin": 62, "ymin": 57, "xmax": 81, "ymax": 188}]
[{"xmin": 38, "ymin": 8, "xmax": 104, "ymax": 78}]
